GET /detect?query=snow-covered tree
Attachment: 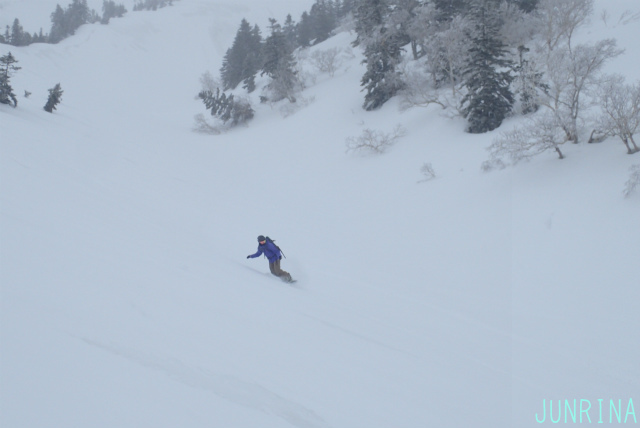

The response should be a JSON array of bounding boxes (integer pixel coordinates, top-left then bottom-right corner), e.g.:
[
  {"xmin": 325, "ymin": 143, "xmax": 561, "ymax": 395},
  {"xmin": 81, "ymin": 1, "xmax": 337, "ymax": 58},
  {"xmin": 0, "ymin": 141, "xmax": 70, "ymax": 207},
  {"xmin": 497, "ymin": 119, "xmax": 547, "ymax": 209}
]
[
  {"xmin": 282, "ymin": 14, "xmax": 298, "ymax": 50},
  {"xmin": 514, "ymin": 45, "xmax": 545, "ymax": 114},
  {"xmin": 497, "ymin": 1, "xmax": 538, "ymax": 48},
  {"xmin": 9, "ymin": 19, "xmax": 30, "ymax": 46},
  {"xmin": 405, "ymin": 1, "xmax": 439, "ymax": 61},
  {"xmin": 133, "ymin": 0, "xmax": 174, "ymax": 11},
  {"xmin": 296, "ymin": 0, "xmax": 340, "ymax": 46},
  {"xmin": 460, "ymin": 0, "xmax": 514, "ymax": 133},
  {"xmin": 509, "ymin": 0, "xmax": 538, "ymax": 13},
  {"xmin": 261, "ymin": 19, "xmax": 301, "ymax": 103},
  {"xmin": 101, "ymin": 0, "xmax": 127, "ymax": 24},
  {"xmin": 433, "ymin": 0, "xmax": 468, "ymax": 23},
  {"xmin": 199, "ymin": 88, "xmax": 254, "ymax": 127},
  {"xmin": 44, "ymin": 83, "xmax": 63, "ymax": 112},
  {"xmin": 309, "ymin": 47, "xmax": 341, "ymax": 77},
  {"xmin": 309, "ymin": 0, "xmax": 338, "ymax": 44},
  {"xmin": 388, "ymin": 0, "xmax": 420, "ymax": 59},
  {"xmin": 535, "ymin": 0, "xmax": 594, "ymax": 53},
  {"xmin": 424, "ymin": 13, "xmax": 473, "ymax": 93},
  {"xmin": 538, "ymin": 39, "xmax": 622, "ymax": 143},
  {"xmin": 220, "ymin": 19, "xmax": 263, "ymax": 92},
  {"xmin": 486, "ymin": 112, "xmax": 570, "ymax": 165},
  {"xmin": 49, "ymin": 0, "xmax": 93, "ymax": 43},
  {"xmin": 49, "ymin": 5, "xmax": 68, "ymax": 43},
  {"xmin": 595, "ymin": 75, "xmax": 640, "ymax": 154},
  {"xmin": 354, "ymin": 0, "xmax": 405, "ymax": 110},
  {"xmin": 297, "ymin": 12, "xmax": 315, "ymax": 47},
  {"xmin": 66, "ymin": 0, "xmax": 91, "ymax": 35},
  {"xmin": 0, "ymin": 52, "xmax": 20, "ymax": 107}
]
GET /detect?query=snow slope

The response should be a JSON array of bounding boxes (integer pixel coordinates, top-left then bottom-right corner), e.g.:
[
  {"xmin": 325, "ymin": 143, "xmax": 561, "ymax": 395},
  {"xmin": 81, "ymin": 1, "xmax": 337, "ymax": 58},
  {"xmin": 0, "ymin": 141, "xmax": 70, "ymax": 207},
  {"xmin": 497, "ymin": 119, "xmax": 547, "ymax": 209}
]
[{"xmin": 1, "ymin": 1, "xmax": 639, "ymax": 427}]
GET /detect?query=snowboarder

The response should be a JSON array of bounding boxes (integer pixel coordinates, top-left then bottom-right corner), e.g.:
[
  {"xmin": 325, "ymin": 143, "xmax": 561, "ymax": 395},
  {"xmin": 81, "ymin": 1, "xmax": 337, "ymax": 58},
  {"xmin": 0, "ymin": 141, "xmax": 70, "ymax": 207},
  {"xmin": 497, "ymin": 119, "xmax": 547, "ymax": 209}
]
[{"xmin": 247, "ymin": 235, "xmax": 294, "ymax": 283}]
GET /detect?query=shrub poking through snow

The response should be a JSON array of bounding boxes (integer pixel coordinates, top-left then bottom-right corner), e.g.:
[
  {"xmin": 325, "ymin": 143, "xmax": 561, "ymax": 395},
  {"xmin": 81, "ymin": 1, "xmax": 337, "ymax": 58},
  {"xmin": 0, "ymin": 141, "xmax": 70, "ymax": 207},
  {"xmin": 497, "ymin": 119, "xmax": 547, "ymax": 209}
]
[
  {"xmin": 418, "ymin": 163, "xmax": 437, "ymax": 182},
  {"xmin": 346, "ymin": 125, "xmax": 406, "ymax": 155}
]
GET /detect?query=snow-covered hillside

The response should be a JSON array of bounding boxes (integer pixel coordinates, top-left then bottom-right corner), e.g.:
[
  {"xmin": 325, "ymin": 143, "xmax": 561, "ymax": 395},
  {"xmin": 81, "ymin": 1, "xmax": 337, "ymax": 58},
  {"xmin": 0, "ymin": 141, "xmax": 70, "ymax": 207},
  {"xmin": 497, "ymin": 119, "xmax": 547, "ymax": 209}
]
[{"xmin": 1, "ymin": 1, "xmax": 639, "ymax": 427}]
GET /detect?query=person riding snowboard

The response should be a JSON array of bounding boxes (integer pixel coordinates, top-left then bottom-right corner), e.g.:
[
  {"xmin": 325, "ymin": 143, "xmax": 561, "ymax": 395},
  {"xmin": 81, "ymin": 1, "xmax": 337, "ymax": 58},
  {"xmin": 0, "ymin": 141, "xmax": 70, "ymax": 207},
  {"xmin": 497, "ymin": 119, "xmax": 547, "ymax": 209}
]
[{"xmin": 247, "ymin": 235, "xmax": 294, "ymax": 283}]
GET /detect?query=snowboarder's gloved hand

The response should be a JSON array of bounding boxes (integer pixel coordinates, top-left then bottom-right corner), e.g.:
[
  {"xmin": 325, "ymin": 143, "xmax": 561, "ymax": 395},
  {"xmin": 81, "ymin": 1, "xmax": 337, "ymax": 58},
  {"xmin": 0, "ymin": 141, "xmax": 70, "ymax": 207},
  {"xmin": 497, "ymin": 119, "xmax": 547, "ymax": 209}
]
[{"xmin": 246, "ymin": 255, "xmax": 251, "ymax": 259}]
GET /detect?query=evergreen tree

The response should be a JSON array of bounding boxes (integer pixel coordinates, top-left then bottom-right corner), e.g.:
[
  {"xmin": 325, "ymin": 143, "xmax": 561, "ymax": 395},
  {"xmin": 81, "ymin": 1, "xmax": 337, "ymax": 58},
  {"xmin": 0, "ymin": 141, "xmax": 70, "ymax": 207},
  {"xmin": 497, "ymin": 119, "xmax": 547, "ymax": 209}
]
[
  {"xmin": 297, "ymin": 12, "xmax": 314, "ymax": 47},
  {"xmin": 296, "ymin": 0, "xmax": 338, "ymax": 46},
  {"xmin": 434, "ymin": 0, "xmax": 468, "ymax": 22},
  {"xmin": 101, "ymin": 0, "xmax": 127, "ymax": 24},
  {"xmin": 199, "ymin": 88, "xmax": 254, "ymax": 126},
  {"xmin": 220, "ymin": 19, "xmax": 263, "ymax": 91},
  {"xmin": 133, "ymin": 0, "xmax": 173, "ymax": 12},
  {"xmin": 49, "ymin": 0, "xmax": 91, "ymax": 43},
  {"xmin": 10, "ymin": 19, "xmax": 27, "ymax": 46},
  {"xmin": 388, "ymin": 0, "xmax": 419, "ymax": 59},
  {"xmin": 66, "ymin": 0, "xmax": 91, "ymax": 35},
  {"xmin": 44, "ymin": 83, "xmax": 64, "ymax": 112},
  {"xmin": 49, "ymin": 5, "xmax": 68, "ymax": 43},
  {"xmin": 37, "ymin": 28, "xmax": 48, "ymax": 43},
  {"xmin": 309, "ymin": 0, "xmax": 337, "ymax": 44},
  {"xmin": 242, "ymin": 24, "xmax": 263, "ymax": 92},
  {"xmin": 354, "ymin": 0, "xmax": 405, "ymax": 110},
  {"xmin": 261, "ymin": 18, "xmax": 300, "ymax": 102},
  {"xmin": 282, "ymin": 14, "xmax": 298, "ymax": 50},
  {"xmin": 0, "ymin": 52, "xmax": 20, "ymax": 107},
  {"xmin": 1, "ymin": 26, "xmax": 9, "ymax": 44},
  {"xmin": 460, "ymin": 0, "xmax": 514, "ymax": 133},
  {"xmin": 338, "ymin": 0, "xmax": 358, "ymax": 18}
]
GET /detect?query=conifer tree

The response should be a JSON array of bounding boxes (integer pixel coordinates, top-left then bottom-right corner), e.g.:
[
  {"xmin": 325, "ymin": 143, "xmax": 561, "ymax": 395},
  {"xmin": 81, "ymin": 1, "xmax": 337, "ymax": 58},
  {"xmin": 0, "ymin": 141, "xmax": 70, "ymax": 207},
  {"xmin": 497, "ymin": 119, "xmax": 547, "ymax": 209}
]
[
  {"xmin": 261, "ymin": 18, "xmax": 300, "ymax": 102},
  {"xmin": 433, "ymin": 0, "xmax": 468, "ymax": 22},
  {"xmin": 49, "ymin": 0, "xmax": 91, "ymax": 44},
  {"xmin": 297, "ymin": 12, "xmax": 314, "ymax": 47},
  {"xmin": 338, "ymin": 0, "xmax": 358, "ymax": 18},
  {"xmin": 49, "ymin": 5, "xmax": 68, "ymax": 43},
  {"xmin": 0, "ymin": 52, "xmax": 20, "ymax": 107},
  {"xmin": 460, "ymin": 0, "xmax": 514, "ymax": 133},
  {"xmin": 220, "ymin": 19, "xmax": 263, "ymax": 92},
  {"xmin": 354, "ymin": 0, "xmax": 405, "ymax": 110},
  {"xmin": 282, "ymin": 14, "xmax": 298, "ymax": 50},
  {"xmin": 10, "ymin": 19, "xmax": 27, "ymax": 46},
  {"xmin": 101, "ymin": 0, "xmax": 127, "ymax": 24},
  {"xmin": 66, "ymin": 0, "xmax": 91, "ymax": 35},
  {"xmin": 44, "ymin": 83, "xmax": 64, "ymax": 112},
  {"xmin": 199, "ymin": 88, "xmax": 254, "ymax": 126},
  {"xmin": 309, "ymin": 0, "xmax": 337, "ymax": 44}
]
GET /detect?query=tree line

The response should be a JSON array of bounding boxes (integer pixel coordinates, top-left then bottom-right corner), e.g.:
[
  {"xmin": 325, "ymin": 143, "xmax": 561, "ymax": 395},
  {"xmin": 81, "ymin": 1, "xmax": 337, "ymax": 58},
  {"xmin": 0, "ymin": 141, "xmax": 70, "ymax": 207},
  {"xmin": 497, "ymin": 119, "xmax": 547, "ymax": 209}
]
[
  {"xmin": 200, "ymin": 0, "xmax": 639, "ymax": 164},
  {"xmin": 0, "ymin": 0, "xmax": 142, "ymax": 47},
  {"xmin": 198, "ymin": 0, "xmax": 357, "ymax": 129}
]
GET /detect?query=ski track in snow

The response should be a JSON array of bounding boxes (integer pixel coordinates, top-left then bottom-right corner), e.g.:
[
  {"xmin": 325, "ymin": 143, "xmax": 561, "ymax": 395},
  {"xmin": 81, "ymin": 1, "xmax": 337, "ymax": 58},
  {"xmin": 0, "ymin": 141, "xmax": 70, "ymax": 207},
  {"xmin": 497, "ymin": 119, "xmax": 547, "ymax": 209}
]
[{"xmin": 80, "ymin": 338, "xmax": 331, "ymax": 428}]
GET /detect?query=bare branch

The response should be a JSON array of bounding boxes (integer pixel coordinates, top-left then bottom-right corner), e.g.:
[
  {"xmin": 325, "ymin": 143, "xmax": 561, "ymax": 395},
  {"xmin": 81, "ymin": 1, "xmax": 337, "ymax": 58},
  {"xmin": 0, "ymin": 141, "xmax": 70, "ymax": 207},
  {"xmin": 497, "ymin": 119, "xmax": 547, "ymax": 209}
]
[
  {"xmin": 346, "ymin": 125, "xmax": 407, "ymax": 155},
  {"xmin": 486, "ymin": 114, "xmax": 569, "ymax": 165}
]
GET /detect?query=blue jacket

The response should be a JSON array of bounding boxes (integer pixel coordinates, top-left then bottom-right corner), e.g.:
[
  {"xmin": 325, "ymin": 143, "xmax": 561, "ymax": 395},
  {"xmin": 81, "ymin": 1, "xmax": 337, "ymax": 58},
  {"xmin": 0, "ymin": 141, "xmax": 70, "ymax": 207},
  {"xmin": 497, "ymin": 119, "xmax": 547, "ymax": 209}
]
[{"xmin": 249, "ymin": 241, "xmax": 281, "ymax": 263}]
